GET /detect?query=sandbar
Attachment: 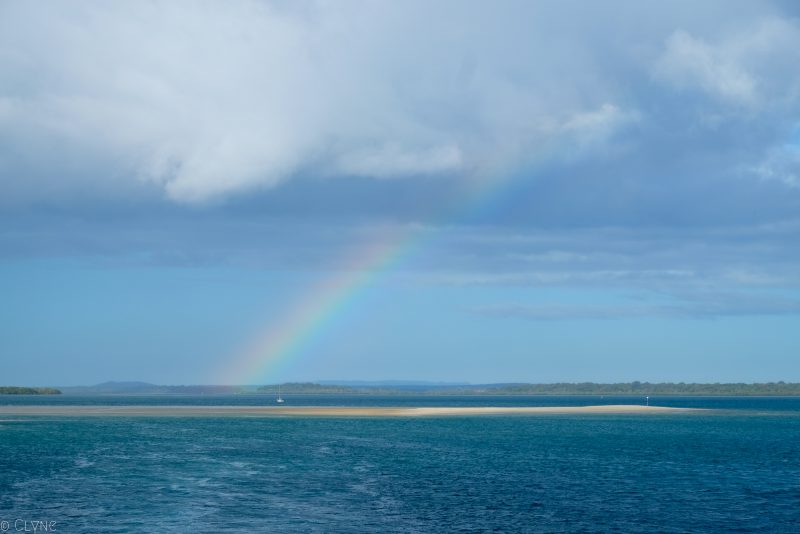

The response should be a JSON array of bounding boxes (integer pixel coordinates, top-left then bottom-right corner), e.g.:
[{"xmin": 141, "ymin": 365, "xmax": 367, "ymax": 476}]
[{"xmin": 0, "ymin": 405, "xmax": 699, "ymax": 417}]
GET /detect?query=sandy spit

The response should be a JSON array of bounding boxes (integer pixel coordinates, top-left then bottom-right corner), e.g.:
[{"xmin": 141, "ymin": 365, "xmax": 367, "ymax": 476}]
[{"xmin": 0, "ymin": 405, "xmax": 700, "ymax": 417}]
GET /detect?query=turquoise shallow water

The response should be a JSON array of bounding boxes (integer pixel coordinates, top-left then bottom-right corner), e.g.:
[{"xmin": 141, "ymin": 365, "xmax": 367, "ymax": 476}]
[{"xmin": 1, "ymin": 397, "xmax": 799, "ymax": 532}]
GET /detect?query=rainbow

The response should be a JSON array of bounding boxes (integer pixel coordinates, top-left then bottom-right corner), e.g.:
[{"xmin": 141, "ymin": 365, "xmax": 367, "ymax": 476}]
[
  {"xmin": 221, "ymin": 227, "xmax": 425, "ymax": 385},
  {"xmin": 221, "ymin": 159, "xmax": 536, "ymax": 385}
]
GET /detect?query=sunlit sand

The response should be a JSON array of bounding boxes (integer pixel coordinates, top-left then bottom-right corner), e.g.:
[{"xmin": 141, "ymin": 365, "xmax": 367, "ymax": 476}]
[{"xmin": 0, "ymin": 405, "xmax": 700, "ymax": 417}]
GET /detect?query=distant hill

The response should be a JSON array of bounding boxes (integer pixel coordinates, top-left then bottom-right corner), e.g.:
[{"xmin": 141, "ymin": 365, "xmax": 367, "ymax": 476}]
[
  {"xmin": 59, "ymin": 382, "xmax": 361, "ymax": 395},
  {"xmin": 0, "ymin": 386, "xmax": 61, "ymax": 395},
  {"xmin": 60, "ymin": 381, "xmax": 164, "ymax": 394},
  {"xmin": 54, "ymin": 381, "xmax": 800, "ymax": 396},
  {"xmin": 59, "ymin": 382, "xmax": 257, "ymax": 395}
]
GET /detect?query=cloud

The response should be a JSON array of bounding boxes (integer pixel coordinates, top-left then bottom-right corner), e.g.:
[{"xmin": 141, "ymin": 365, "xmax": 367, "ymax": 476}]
[
  {"xmin": 751, "ymin": 143, "xmax": 800, "ymax": 188},
  {"xmin": 653, "ymin": 18, "xmax": 800, "ymax": 108},
  {"xmin": 1, "ymin": 1, "xmax": 800, "ymax": 291},
  {"xmin": 335, "ymin": 144, "xmax": 463, "ymax": 179},
  {"xmin": 654, "ymin": 30, "xmax": 757, "ymax": 105},
  {"xmin": 473, "ymin": 291, "xmax": 800, "ymax": 320},
  {"xmin": 0, "ymin": 0, "xmax": 704, "ymax": 204},
  {"xmin": 474, "ymin": 303, "xmax": 654, "ymax": 321},
  {"xmin": 560, "ymin": 104, "xmax": 639, "ymax": 147}
]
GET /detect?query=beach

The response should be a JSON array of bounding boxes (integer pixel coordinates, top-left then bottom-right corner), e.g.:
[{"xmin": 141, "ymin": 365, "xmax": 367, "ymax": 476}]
[{"xmin": 0, "ymin": 404, "xmax": 698, "ymax": 417}]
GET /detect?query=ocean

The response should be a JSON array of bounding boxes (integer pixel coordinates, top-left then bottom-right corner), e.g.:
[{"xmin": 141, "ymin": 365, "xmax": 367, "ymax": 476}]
[{"xmin": 1, "ymin": 396, "xmax": 799, "ymax": 532}]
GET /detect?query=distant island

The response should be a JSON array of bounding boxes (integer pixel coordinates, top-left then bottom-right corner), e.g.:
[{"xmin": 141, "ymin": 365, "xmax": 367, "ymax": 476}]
[
  {"xmin": 257, "ymin": 382, "xmax": 360, "ymax": 394},
  {"xmin": 50, "ymin": 381, "xmax": 800, "ymax": 396},
  {"xmin": 0, "ymin": 386, "xmax": 61, "ymax": 395},
  {"xmin": 268, "ymin": 381, "xmax": 800, "ymax": 396},
  {"xmin": 457, "ymin": 382, "xmax": 800, "ymax": 396}
]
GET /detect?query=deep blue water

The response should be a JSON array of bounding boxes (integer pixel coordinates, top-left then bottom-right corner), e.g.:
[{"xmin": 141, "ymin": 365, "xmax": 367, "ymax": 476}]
[{"xmin": 1, "ymin": 397, "xmax": 799, "ymax": 532}]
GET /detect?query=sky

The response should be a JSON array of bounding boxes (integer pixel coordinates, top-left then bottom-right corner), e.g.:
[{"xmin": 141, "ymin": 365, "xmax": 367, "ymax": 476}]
[{"xmin": 1, "ymin": 0, "xmax": 800, "ymax": 386}]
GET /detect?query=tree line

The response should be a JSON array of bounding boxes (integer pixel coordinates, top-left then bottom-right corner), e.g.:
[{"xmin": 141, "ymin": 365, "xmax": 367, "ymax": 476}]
[{"xmin": 0, "ymin": 387, "xmax": 62, "ymax": 395}]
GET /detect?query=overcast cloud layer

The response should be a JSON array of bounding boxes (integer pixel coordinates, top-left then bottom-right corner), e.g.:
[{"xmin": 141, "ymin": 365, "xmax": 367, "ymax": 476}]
[
  {"xmin": 1, "ymin": 0, "xmax": 798, "ymax": 203},
  {"xmin": 2, "ymin": 0, "xmax": 800, "ymax": 336}
]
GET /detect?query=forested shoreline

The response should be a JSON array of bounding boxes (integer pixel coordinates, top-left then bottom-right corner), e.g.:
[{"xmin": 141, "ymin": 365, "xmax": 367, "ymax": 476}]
[{"xmin": 0, "ymin": 387, "xmax": 62, "ymax": 395}]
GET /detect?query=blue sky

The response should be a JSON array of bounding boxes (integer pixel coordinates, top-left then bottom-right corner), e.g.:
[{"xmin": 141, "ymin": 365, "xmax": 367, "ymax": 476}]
[{"xmin": 1, "ymin": 0, "xmax": 800, "ymax": 385}]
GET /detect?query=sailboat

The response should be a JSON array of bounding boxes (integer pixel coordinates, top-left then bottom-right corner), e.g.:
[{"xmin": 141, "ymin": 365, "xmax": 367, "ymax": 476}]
[{"xmin": 276, "ymin": 384, "xmax": 285, "ymax": 404}]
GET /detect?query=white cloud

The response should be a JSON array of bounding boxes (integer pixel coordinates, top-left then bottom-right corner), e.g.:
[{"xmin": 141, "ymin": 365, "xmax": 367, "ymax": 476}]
[
  {"xmin": 751, "ymin": 144, "xmax": 800, "ymax": 188},
  {"xmin": 560, "ymin": 104, "xmax": 638, "ymax": 143},
  {"xmin": 654, "ymin": 30, "xmax": 757, "ymax": 104},
  {"xmin": 653, "ymin": 18, "xmax": 800, "ymax": 107},
  {"xmin": 335, "ymin": 143, "xmax": 463, "ymax": 179},
  {"xmin": 0, "ymin": 1, "xmax": 642, "ymax": 203},
  {"xmin": 1, "ymin": 2, "xmax": 798, "ymax": 205}
]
